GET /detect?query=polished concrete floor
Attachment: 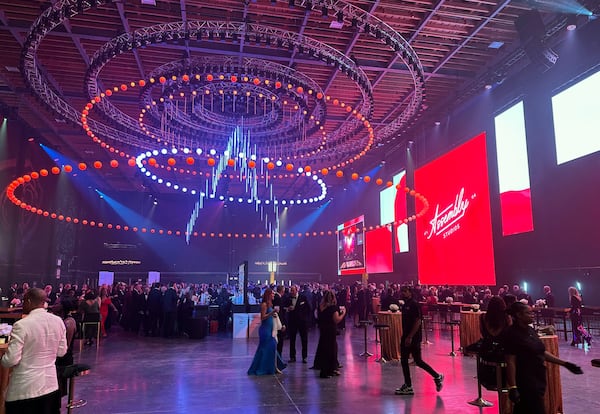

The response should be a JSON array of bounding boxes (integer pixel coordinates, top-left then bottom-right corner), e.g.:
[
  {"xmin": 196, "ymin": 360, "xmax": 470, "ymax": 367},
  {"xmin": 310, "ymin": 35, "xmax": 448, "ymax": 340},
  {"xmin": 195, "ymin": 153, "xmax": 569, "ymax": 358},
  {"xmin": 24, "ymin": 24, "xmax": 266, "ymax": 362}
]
[{"xmin": 69, "ymin": 322, "xmax": 600, "ymax": 414}]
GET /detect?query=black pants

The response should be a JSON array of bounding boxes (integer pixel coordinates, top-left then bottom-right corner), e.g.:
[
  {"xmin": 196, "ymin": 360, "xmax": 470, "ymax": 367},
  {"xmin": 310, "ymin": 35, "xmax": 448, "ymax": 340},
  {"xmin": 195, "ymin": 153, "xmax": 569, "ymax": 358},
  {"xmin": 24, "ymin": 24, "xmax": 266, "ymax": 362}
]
[
  {"xmin": 288, "ymin": 321, "xmax": 308, "ymax": 360},
  {"xmin": 513, "ymin": 390, "xmax": 545, "ymax": 414},
  {"xmin": 277, "ymin": 329, "xmax": 285, "ymax": 356},
  {"xmin": 400, "ymin": 336, "xmax": 439, "ymax": 386},
  {"xmin": 6, "ymin": 390, "xmax": 60, "ymax": 414}
]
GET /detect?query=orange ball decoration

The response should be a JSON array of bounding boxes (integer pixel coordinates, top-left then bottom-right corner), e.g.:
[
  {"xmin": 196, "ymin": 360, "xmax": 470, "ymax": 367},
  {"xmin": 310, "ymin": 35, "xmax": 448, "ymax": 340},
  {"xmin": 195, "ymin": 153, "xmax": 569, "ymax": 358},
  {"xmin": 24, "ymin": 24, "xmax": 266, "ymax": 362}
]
[
  {"xmin": 304, "ymin": 165, "xmax": 311, "ymax": 173},
  {"xmin": 376, "ymin": 178, "xmax": 383, "ymax": 185},
  {"xmin": 227, "ymin": 159, "xmax": 235, "ymax": 167},
  {"xmin": 333, "ymin": 99, "xmax": 339, "ymax": 106},
  {"xmin": 316, "ymin": 92, "xmax": 323, "ymax": 100},
  {"xmin": 253, "ymin": 78, "xmax": 260, "ymax": 85},
  {"xmin": 351, "ymin": 173, "xmax": 359, "ymax": 180},
  {"xmin": 148, "ymin": 158, "xmax": 157, "ymax": 166},
  {"xmin": 248, "ymin": 160, "xmax": 256, "ymax": 169},
  {"xmin": 182, "ymin": 74, "xmax": 190, "ymax": 82},
  {"xmin": 275, "ymin": 81, "xmax": 282, "ymax": 89},
  {"xmin": 138, "ymin": 80, "xmax": 146, "ymax": 87},
  {"xmin": 159, "ymin": 76, "xmax": 166, "ymax": 84},
  {"xmin": 335, "ymin": 170, "xmax": 343, "ymax": 178},
  {"xmin": 63, "ymin": 165, "xmax": 73, "ymax": 173},
  {"xmin": 386, "ymin": 181, "xmax": 393, "ymax": 187},
  {"xmin": 186, "ymin": 157, "xmax": 194, "ymax": 165},
  {"xmin": 321, "ymin": 168, "xmax": 329, "ymax": 175},
  {"xmin": 363, "ymin": 176, "xmax": 371, "ymax": 183},
  {"xmin": 31, "ymin": 172, "xmax": 39, "ymax": 179},
  {"xmin": 128, "ymin": 158, "xmax": 136, "ymax": 167},
  {"xmin": 78, "ymin": 163, "xmax": 87, "ymax": 171},
  {"xmin": 167, "ymin": 158, "xmax": 176, "ymax": 166},
  {"xmin": 40, "ymin": 169, "xmax": 48, "ymax": 176},
  {"xmin": 207, "ymin": 158, "xmax": 216, "ymax": 167},
  {"xmin": 296, "ymin": 86, "xmax": 304, "ymax": 94},
  {"xmin": 206, "ymin": 74, "xmax": 214, "ymax": 81},
  {"xmin": 120, "ymin": 84, "xmax": 127, "ymax": 91},
  {"xmin": 230, "ymin": 75, "xmax": 237, "ymax": 83},
  {"xmin": 267, "ymin": 162, "xmax": 275, "ymax": 170},
  {"xmin": 93, "ymin": 161, "xmax": 102, "ymax": 169},
  {"xmin": 285, "ymin": 163, "xmax": 294, "ymax": 171},
  {"xmin": 51, "ymin": 166, "xmax": 60, "ymax": 174},
  {"xmin": 110, "ymin": 160, "xmax": 119, "ymax": 168}
]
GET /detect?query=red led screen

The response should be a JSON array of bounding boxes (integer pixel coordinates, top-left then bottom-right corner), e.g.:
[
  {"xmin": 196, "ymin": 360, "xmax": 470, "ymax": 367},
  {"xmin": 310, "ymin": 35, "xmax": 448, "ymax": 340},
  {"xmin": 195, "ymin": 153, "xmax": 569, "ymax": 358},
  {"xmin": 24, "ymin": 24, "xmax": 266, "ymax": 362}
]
[
  {"xmin": 337, "ymin": 215, "xmax": 366, "ymax": 276},
  {"xmin": 415, "ymin": 132, "xmax": 496, "ymax": 285},
  {"xmin": 365, "ymin": 225, "xmax": 393, "ymax": 274}
]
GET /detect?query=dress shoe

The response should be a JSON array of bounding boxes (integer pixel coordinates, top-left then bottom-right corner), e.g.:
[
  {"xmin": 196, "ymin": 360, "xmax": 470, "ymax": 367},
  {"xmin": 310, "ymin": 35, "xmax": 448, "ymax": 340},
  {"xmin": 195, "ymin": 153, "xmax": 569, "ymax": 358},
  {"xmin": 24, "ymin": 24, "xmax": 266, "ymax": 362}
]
[
  {"xmin": 302, "ymin": 358, "xmax": 307, "ymax": 363},
  {"xmin": 288, "ymin": 358, "xmax": 296, "ymax": 363}
]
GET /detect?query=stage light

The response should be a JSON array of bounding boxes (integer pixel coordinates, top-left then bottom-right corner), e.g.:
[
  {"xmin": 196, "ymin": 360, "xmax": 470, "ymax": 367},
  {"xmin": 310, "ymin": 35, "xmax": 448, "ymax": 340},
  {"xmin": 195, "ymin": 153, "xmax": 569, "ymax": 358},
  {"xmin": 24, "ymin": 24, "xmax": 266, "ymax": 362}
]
[
  {"xmin": 210, "ymin": 149, "xmax": 216, "ymax": 155},
  {"xmin": 566, "ymin": 15, "xmax": 577, "ymax": 31},
  {"xmin": 484, "ymin": 83, "xmax": 493, "ymax": 90},
  {"xmin": 153, "ymin": 197, "xmax": 158, "ymax": 205},
  {"xmin": 337, "ymin": 11, "xmax": 344, "ymax": 23},
  {"xmin": 276, "ymin": 160, "xmax": 282, "ymax": 166},
  {"xmin": 161, "ymin": 148, "xmax": 168, "ymax": 154},
  {"xmin": 288, "ymin": 0, "xmax": 295, "ymax": 8},
  {"xmin": 321, "ymin": 6, "xmax": 328, "ymax": 17},
  {"xmin": 171, "ymin": 148, "xmax": 178, "ymax": 154}
]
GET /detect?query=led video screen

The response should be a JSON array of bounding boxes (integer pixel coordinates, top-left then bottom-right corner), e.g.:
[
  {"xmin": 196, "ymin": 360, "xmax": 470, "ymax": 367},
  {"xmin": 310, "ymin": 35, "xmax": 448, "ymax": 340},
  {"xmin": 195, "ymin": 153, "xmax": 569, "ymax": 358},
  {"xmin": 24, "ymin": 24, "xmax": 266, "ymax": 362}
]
[
  {"xmin": 415, "ymin": 132, "xmax": 496, "ymax": 285},
  {"xmin": 337, "ymin": 215, "xmax": 366, "ymax": 276},
  {"xmin": 494, "ymin": 101, "xmax": 534, "ymax": 236},
  {"xmin": 365, "ymin": 225, "xmax": 393, "ymax": 274},
  {"xmin": 379, "ymin": 170, "xmax": 409, "ymax": 253},
  {"xmin": 552, "ymin": 69, "xmax": 600, "ymax": 165}
]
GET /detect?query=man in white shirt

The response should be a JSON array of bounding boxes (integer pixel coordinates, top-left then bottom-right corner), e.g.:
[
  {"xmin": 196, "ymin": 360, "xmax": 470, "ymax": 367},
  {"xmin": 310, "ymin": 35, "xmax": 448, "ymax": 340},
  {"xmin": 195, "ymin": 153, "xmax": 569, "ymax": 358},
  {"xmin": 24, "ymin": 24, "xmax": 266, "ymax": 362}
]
[{"xmin": 1, "ymin": 288, "xmax": 67, "ymax": 414}]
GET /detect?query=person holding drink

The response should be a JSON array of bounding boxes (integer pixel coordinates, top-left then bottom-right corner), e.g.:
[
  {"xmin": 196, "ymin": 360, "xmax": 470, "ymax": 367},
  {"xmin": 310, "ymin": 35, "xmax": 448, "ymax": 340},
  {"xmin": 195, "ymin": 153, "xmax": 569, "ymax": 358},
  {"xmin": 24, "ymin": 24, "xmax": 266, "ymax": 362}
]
[
  {"xmin": 247, "ymin": 288, "xmax": 287, "ymax": 376},
  {"xmin": 313, "ymin": 290, "xmax": 346, "ymax": 378}
]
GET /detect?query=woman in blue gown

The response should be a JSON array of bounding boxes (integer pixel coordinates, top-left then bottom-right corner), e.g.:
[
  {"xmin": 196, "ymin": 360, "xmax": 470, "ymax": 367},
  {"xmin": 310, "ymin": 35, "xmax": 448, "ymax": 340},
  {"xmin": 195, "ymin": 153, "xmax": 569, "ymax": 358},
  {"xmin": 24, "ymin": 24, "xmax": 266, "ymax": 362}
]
[{"xmin": 248, "ymin": 288, "xmax": 287, "ymax": 375}]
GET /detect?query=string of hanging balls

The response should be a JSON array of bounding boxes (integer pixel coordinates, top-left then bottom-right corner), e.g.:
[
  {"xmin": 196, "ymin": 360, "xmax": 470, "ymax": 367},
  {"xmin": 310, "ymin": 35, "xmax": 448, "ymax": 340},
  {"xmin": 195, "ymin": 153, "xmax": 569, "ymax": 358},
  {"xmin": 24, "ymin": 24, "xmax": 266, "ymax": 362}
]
[
  {"xmin": 80, "ymin": 74, "xmax": 375, "ymax": 172},
  {"xmin": 4, "ymin": 163, "xmax": 430, "ymax": 239}
]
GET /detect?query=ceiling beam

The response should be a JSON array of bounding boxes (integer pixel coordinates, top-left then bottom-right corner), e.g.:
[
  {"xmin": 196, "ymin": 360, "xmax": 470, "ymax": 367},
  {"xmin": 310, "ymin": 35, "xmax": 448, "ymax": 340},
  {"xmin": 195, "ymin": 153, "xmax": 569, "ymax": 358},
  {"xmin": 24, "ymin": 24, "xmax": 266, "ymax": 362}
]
[
  {"xmin": 377, "ymin": 0, "xmax": 513, "ymax": 128},
  {"xmin": 116, "ymin": 2, "xmax": 146, "ymax": 78}
]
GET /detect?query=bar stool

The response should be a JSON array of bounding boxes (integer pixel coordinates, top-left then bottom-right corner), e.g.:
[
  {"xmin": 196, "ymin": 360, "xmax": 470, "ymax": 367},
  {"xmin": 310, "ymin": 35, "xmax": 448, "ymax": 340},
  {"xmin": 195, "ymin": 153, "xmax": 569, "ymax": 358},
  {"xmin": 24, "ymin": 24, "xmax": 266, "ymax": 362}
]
[
  {"xmin": 373, "ymin": 324, "xmax": 390, "ymax": 362},
  {"xmin": 467, "ymin": 355, "xmax": 493, "ymax": 407},
  {"xmin": 63, "ymin": 363, "xmax": 91, "ymax": 414},
  {"xmin": 421, "ymin": 315, "xmax": 433, "ymax": 344},
  {"xmin": 79, "ymin": 313, "xmax": 101, "ymax": 351},
  {"xmin": 358, "ymin": 320, "xmax": 373, "ymax": 357},
  {"xmin": 445, "ymin": 320, "xmax": 460, "ymax": 356}
]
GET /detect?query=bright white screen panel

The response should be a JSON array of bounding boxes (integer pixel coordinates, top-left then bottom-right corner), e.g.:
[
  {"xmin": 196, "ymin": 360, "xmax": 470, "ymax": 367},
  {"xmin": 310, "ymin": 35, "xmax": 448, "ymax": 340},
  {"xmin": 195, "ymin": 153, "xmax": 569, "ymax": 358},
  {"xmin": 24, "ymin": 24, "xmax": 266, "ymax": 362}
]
[
  {"xmin": 552, "ymin": 70, "xmax": 600, "ymax": 165},
  {"xmin": 494, "ymin": 101, "xmax": 534, "ymax": 236}
]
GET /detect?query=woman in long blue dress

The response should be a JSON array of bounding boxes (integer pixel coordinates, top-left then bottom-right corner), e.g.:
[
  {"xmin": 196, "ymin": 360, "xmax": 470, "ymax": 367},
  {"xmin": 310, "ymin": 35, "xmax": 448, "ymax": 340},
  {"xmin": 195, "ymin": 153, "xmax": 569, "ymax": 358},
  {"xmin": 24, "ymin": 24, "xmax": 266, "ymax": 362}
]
[{"xmin": 248, "ymin": 288, "xmax": 287, "ymax": 375}]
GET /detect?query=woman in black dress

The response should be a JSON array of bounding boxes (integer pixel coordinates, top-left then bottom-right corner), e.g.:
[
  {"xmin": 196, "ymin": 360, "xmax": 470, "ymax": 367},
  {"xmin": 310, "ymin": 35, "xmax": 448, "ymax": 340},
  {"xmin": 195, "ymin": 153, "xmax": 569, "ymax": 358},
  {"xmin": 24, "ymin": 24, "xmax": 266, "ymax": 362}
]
[
  {"xmin": 315, "ymin": 290, "xmax": 346, "ymax": 378},
  {"xmin": 568, "ymin": 286, "xmax": 591, "ymax": 346}
]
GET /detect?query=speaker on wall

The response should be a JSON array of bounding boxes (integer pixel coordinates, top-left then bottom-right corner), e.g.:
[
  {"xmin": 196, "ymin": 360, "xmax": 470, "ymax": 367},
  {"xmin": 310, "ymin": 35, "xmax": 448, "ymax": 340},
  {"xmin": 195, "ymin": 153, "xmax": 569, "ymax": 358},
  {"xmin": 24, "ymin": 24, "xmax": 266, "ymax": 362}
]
[{"xmin": 514, "ymin": 9, "xmax": 559, "ymax": 72}]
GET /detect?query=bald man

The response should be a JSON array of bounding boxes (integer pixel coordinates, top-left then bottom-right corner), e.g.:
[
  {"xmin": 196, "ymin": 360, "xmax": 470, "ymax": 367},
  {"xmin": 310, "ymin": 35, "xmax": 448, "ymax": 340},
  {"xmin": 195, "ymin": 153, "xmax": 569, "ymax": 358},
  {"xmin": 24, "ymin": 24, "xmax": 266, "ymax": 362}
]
[{"xmin": 1, "ymin": 288, "xmax": 67, "ymax": 414}]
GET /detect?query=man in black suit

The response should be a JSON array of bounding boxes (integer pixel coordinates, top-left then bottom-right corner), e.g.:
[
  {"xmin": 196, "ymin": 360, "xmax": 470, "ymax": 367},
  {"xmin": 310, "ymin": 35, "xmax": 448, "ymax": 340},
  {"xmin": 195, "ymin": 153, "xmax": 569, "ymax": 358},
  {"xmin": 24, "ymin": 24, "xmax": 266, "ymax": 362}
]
[
  {"xmin": 273, "ymin": 285, "xmax": 287, "ymax": 356},
  {"xmin": 146, "ymin": 283, "xmax": 162, "ymax": 336},
  {"xmin": 162, "ymin": 282, "xmax": 179, "ymax": 338},
  {"xmin": 283, "ymin": 285, "xmax": 311, "ymax": 363}
]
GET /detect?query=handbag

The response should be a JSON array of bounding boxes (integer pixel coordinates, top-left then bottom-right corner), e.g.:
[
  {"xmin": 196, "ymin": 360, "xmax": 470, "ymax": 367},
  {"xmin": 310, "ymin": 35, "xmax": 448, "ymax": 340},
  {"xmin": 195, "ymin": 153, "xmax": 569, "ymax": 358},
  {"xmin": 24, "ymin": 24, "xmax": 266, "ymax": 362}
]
[{"xmin": 272, "ymin": 313, "xmax": 282, "ymax": 339}]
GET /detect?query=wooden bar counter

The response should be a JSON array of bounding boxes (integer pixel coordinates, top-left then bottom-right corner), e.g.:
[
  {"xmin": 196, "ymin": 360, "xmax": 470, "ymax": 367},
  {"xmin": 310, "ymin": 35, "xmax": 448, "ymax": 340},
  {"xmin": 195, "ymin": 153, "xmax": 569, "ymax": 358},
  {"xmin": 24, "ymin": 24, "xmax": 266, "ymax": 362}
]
[
  {"xmin": 376, "ymin": 311, "xmax": 403, "ymax": 361},
  {"xmin": 460, "ymin": 310, "xmax": 483, "ymax": 352},
  {"xmin": 542, "ymin": 335, "xmax": 562, "ymax": 414}
]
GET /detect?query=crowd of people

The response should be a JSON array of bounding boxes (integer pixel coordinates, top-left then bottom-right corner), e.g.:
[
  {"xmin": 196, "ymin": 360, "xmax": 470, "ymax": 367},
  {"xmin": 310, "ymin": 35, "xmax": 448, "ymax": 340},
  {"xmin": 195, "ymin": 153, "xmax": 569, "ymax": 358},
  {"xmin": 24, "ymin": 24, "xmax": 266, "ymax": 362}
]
[{"xmin": 0, "ymin": 278, "xmax": 594, "ymax": 413}]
